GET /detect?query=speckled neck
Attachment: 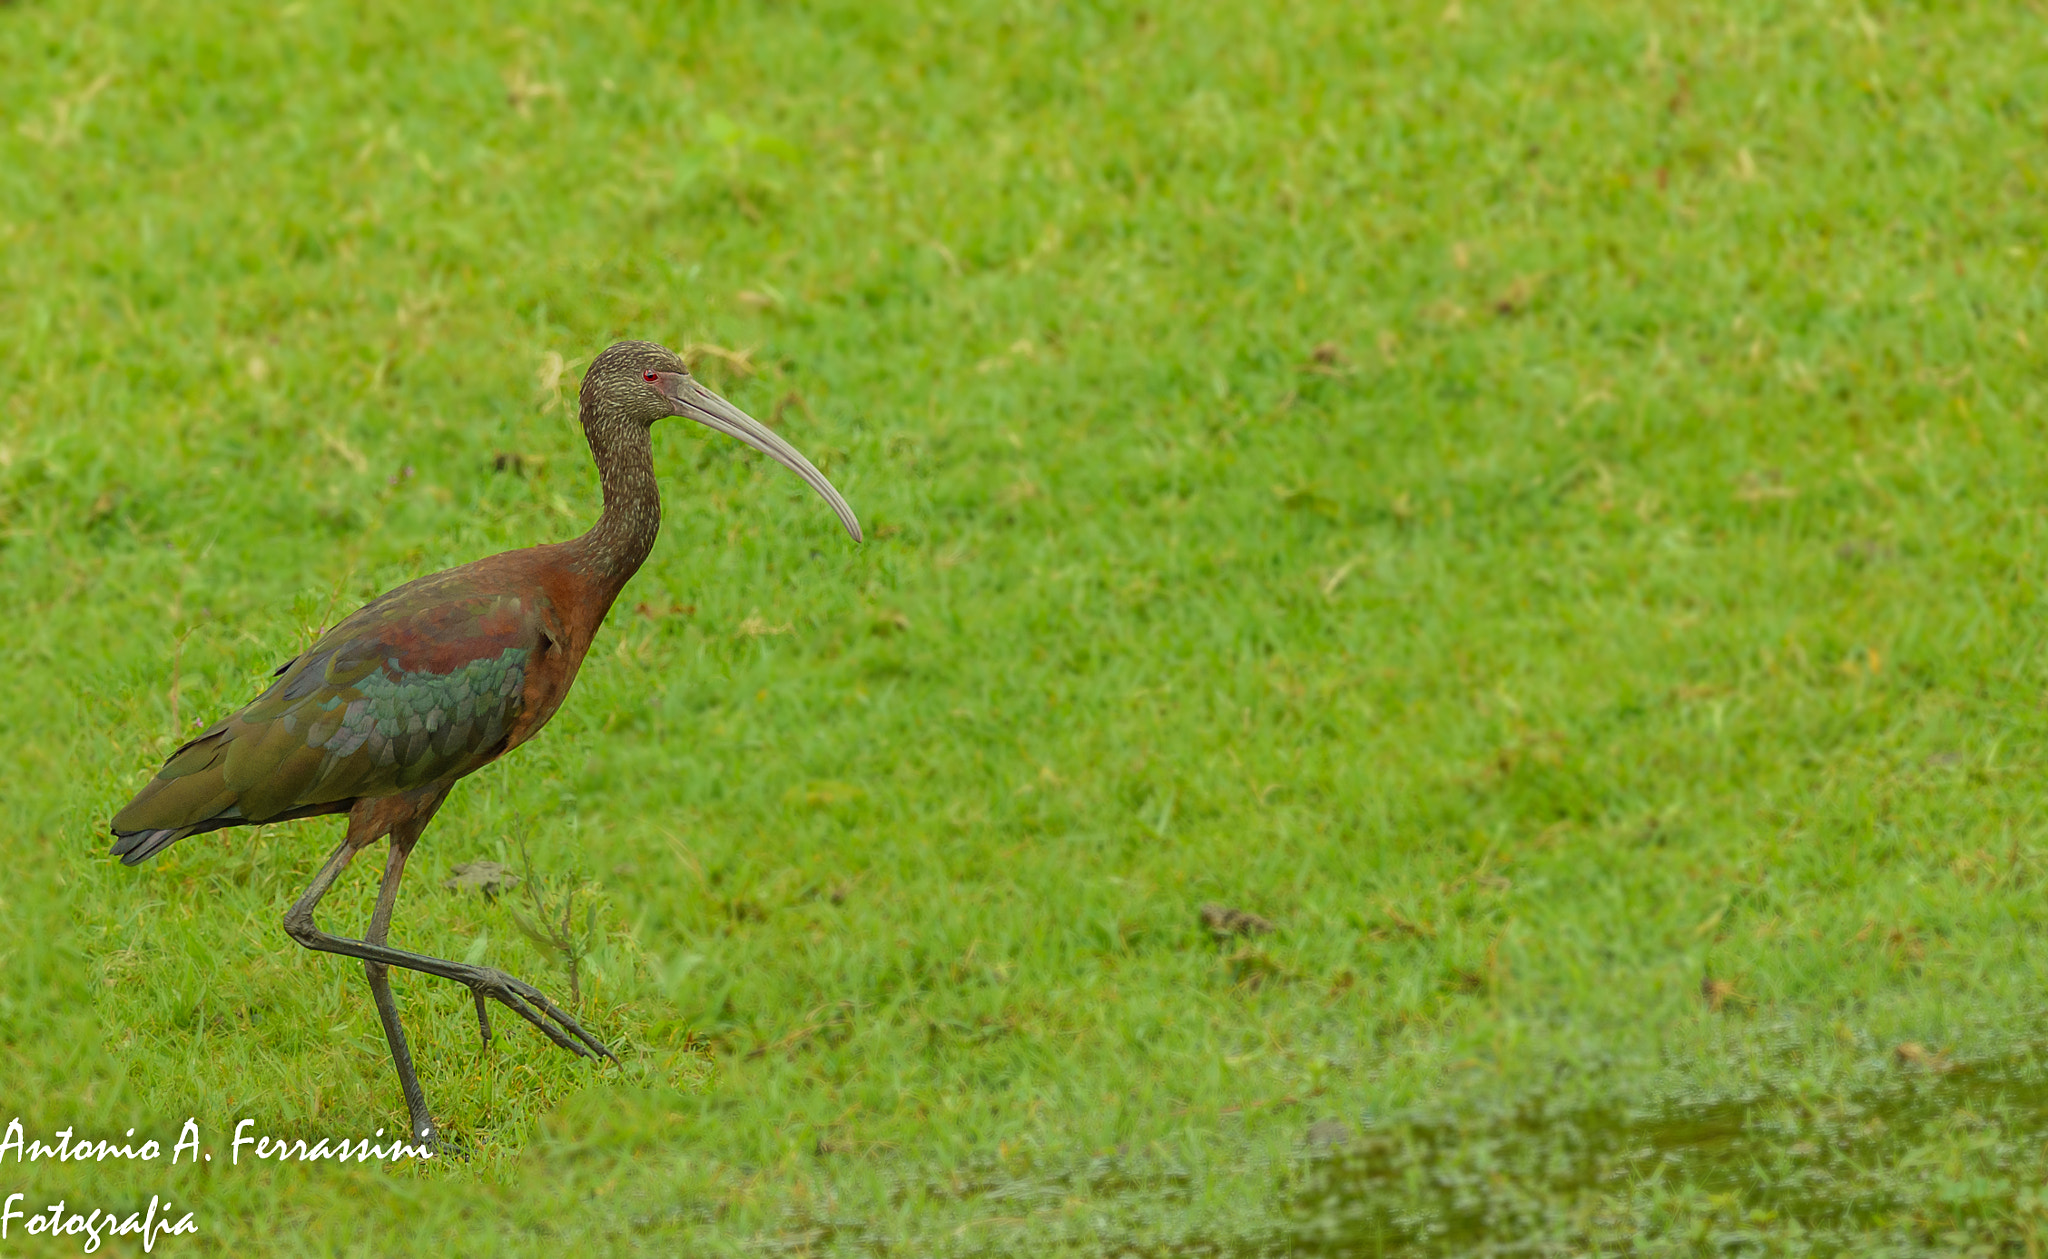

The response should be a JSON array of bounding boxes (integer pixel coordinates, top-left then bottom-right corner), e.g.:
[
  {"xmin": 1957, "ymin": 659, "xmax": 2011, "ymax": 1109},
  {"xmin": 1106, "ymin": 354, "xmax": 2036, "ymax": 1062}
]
[{"xmin": 564, "ymin": 405, "xmax": 660, "ymax": 599}]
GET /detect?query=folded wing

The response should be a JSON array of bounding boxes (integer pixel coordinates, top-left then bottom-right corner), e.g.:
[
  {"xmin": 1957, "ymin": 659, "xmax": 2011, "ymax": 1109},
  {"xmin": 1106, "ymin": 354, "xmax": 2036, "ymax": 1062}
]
[{"xmin": 111, "ymin": 577, "xmax": 550, "ymax": 864}]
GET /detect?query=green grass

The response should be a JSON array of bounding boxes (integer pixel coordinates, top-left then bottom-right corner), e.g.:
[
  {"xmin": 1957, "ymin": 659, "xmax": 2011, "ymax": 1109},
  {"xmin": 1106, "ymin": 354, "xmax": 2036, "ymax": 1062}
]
[{"xmin": 5, "ymin": 0, "xmax": 2048, "ymax": 1252}]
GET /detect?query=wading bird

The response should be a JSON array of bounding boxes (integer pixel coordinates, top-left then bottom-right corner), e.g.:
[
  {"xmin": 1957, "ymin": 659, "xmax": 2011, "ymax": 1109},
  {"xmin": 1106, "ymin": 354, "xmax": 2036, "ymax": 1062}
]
[{"xmin": 110, "ymin": 341, "xmax": 860, "ymax": 1146}]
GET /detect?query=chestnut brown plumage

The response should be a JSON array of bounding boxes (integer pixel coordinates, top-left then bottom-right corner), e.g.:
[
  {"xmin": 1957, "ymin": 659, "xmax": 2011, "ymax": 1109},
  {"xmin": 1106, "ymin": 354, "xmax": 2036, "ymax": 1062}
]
[{"xmin": 109, "ymin": 340, "xmax": 860, "ymax": 1146}]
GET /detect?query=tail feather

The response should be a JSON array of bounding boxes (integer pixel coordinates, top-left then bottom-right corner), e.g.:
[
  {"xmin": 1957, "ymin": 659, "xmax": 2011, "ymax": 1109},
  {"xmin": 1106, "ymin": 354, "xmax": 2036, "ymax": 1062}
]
[
  {"xmin": 109, "ymin": 805, "xmax": 246, "ymax": 864},
  {"xmin": 108, "ymin": 799, "xmax": 346, "ymax": 865},
  {"xmin": 110, "ymin": 725, "xmax": 240, "ymax": 864},
  {"xmin": 109, "ymin": 826, "xmax": 195, "ymax": 866},
  {"xmin": 110, "ymin": 699, "xmax": 352, "ymax": 866}
]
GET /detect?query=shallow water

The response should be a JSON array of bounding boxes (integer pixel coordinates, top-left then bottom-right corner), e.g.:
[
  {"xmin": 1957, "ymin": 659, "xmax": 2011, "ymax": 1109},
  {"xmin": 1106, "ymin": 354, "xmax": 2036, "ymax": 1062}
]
[
  {"xmin": 1279, "ymin": 1043, "xmax": 2048, "ymax": 1255},
  {"xmin": 751, "ymin": 1041, "xmax": 2048, "ymax": 1254}
]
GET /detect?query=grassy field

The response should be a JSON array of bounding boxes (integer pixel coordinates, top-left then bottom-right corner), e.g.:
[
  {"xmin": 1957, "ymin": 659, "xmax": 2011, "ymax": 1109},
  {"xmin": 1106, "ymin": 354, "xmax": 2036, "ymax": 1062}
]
[{"xmin": 5, "ymin": 0, "xmax": 2048, "ymax": 1252}]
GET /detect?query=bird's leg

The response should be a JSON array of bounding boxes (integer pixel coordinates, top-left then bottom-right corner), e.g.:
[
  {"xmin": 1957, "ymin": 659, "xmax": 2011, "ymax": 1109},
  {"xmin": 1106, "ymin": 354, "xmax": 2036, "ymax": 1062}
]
[
  {"xmin": 283, "ymin": 841, "xmax": 613, "ymax": 1064},
  {"xmin": 282, "ymin": 837, "xmax": 437, "ymax": 1145},
  {"xmin": 363, "ymin": 832, "xmax": 435, "ymax": 1150},
  {"xmin": 282, "ymin": 837, "xmax": 365, "ymax": 948}
]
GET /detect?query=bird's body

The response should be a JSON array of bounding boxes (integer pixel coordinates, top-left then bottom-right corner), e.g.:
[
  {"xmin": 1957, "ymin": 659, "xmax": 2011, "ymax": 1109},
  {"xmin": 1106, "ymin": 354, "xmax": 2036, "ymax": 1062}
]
[
  {"xmin": 114, "ymin": 541, "xmax": 621, "ymax": 864},
  {"xmin": 110, "ymin": 341, "xmax": 860, "ymax": 1146}
]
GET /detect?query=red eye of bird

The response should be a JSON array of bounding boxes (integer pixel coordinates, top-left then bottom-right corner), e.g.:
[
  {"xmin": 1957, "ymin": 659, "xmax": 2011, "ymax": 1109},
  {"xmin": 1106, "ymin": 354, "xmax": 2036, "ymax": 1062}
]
[{"xmin": 644, "ymin": 372, "xmax": 659, "ymax": 382}]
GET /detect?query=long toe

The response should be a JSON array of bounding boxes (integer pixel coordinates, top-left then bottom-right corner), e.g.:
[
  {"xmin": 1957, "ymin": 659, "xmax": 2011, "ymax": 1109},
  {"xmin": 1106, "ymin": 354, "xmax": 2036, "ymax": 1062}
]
[{"xmin": 465, "ymin": 966, "xmax": 614, "ymax": 1061}]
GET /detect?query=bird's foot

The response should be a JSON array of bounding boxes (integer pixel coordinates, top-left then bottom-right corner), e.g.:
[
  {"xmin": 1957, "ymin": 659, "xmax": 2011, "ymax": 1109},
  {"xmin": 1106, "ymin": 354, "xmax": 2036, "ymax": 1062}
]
[{"xmin": 460, "ymin": 966, "xmax": 614, "ymax": 1061}]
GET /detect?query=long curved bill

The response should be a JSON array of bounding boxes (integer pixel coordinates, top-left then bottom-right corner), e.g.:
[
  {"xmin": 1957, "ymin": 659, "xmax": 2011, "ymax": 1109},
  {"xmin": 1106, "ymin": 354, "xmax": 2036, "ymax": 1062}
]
[{"xmin": 676, "ymin": 377, "xmax": 863, "ymax": 542}]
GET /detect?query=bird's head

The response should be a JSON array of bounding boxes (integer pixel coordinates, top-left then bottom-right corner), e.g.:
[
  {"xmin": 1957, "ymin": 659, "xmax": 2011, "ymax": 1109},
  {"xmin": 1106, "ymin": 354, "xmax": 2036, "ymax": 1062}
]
[{"xmin": 580, "ymin": 339, "xmax": 862, "ymax": 542}]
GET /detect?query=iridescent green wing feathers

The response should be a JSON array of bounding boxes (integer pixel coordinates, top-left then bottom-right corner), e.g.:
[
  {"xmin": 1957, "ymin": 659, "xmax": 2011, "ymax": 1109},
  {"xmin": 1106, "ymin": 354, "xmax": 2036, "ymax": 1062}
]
[{"xmin": 110, "ymin": 576, "xmax": 550, "ymax": 863}]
